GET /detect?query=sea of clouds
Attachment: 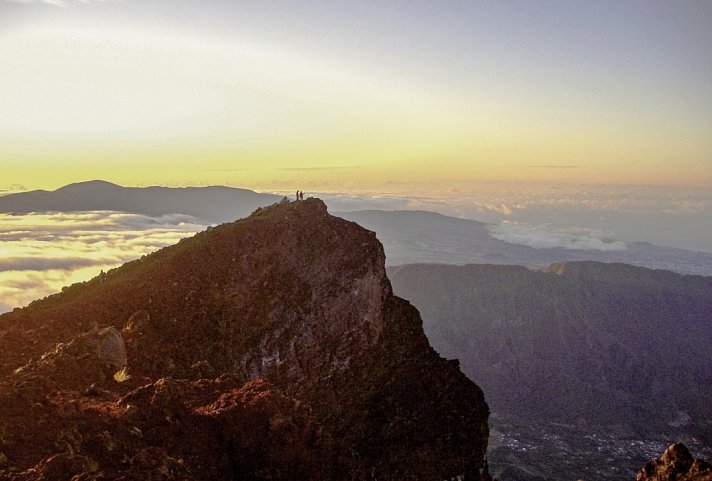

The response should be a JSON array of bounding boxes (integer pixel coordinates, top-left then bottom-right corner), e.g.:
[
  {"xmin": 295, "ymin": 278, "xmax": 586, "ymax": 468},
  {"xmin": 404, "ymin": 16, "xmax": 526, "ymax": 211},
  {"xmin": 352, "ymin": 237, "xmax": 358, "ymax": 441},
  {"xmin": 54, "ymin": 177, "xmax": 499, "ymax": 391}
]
[
  {"xmin": 1, "ymin": 183, "xmax": 710, "ymax": 313},
  {"xmin": 320, "ymin": 182, "xmax": 712, "ymax": 253},
  {"xmin": 0, "ymin": 211, "xmax": 205, "ymax": 312},
  {"xmin": 486, "ymin": 222, "xmax": 627, "ymax": 251}
]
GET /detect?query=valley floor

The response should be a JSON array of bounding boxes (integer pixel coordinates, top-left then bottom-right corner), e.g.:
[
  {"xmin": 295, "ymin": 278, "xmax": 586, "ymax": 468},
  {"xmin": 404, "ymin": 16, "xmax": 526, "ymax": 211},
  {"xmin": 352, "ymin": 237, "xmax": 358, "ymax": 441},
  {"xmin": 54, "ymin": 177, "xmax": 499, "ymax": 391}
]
[{"xmin": 489, "ymin": 415, "xmax": 712, "ymax": 481}]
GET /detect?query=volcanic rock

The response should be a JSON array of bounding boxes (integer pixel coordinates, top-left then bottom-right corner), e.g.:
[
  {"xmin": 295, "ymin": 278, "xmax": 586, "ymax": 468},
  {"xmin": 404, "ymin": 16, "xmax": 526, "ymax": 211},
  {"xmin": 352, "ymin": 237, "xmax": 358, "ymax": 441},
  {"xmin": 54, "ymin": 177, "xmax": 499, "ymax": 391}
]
[
  {"xmin": 0, "ymin": 198, "xmax": 490, "ymax": 480},
  {"xmin": 637, "ymin": 443, "xmax": 712, "ymax": 481}
]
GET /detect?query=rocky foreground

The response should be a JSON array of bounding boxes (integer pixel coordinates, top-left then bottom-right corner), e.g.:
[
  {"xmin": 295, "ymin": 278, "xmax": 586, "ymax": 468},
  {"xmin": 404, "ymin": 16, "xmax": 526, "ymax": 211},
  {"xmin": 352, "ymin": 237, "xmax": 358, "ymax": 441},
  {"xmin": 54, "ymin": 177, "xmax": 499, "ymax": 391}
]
[
  {"xmin": 0, "ymin": 198, "xmax": 490, "ymax": 480},
  {"xmin": 636, "ymin": 443, "xmax": 712, "ymax": 481}
]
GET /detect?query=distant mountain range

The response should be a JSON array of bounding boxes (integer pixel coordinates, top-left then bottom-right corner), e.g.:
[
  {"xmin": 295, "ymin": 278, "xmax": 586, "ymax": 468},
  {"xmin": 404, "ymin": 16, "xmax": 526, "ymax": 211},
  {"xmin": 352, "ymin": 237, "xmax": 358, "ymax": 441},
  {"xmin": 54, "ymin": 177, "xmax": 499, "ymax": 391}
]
[
  {"xmin": 337, "ymin": 210, "xmax": 712, "ymax": 276},
  {"xmin": 0, "ymin": 180, "xmax": 281, "ymax": 224},
  {"xmin": 388, "ymin": 261, "xmax": 712, "ymax": 438},
  {"xmin": 2, "ymin": 180, "xmax": 711, "ymax": 275}
]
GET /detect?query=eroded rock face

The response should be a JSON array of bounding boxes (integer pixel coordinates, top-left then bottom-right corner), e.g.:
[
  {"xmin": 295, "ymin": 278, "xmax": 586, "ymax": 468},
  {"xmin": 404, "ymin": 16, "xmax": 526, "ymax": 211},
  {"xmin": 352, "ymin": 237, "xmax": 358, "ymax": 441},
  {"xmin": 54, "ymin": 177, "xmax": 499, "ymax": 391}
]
[
  {"xmin": 637, "ymin": 443, "xmax": 712, "ymax": 481},
  {"xmin": 0, "ymin": 198, "xmax": 490, "ymax": 481}
]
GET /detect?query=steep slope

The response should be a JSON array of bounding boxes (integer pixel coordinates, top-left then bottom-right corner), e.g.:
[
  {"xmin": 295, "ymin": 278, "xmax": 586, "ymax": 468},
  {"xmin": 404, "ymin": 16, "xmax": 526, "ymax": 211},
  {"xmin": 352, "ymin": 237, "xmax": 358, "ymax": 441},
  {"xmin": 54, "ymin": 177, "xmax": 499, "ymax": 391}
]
[
  {"xmin": 0, "ymin": 198, "xmax": 490, "ymax": 481},
  {"xmin": 0, "ymin": 180, "xmax": 280, "ymax": 224},
  {"xmin": 387, "ymin": 262, "xmax": 712, "ymax": 435}
]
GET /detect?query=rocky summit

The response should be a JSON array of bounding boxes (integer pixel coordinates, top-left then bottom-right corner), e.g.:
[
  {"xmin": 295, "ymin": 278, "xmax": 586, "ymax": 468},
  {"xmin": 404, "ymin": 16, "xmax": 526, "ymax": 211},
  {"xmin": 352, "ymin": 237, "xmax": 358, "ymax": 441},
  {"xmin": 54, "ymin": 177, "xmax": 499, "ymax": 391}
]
[{"xmin": 0, "ymin": 198, "xmax": 490, "ymax": 481}]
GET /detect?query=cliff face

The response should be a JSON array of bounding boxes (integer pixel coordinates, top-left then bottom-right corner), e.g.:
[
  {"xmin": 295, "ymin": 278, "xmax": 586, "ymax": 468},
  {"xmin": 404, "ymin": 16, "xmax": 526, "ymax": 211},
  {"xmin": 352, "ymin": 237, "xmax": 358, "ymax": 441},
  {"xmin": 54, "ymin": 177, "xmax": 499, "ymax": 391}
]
[{"xmin": 0, "ymin": 198, "xmax": 490, "ymax": 481}]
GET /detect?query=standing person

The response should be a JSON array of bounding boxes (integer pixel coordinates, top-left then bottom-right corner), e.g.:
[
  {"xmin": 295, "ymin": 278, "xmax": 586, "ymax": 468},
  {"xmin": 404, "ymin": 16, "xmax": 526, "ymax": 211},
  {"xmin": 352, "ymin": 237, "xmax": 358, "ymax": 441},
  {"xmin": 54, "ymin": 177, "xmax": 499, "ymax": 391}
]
[
  {"xmin": 299, "ymin": 191, "xmax": 304, "ymax": 200},
  {"xmin": 296, "ymin": 190, "xmax": 300, "ymax": 201}
]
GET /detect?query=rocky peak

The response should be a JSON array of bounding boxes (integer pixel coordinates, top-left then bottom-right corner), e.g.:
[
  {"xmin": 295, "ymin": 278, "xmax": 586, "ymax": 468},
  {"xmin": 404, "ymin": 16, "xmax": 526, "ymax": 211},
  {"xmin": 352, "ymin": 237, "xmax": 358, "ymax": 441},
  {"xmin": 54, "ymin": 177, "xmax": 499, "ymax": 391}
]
[
  {"xmin": 0, "ymin": 198, "xmax": 490, "ymax": 480},
  {"xmin": 637, "ymin": 443, "xmax": 712, "ymax": 481}
]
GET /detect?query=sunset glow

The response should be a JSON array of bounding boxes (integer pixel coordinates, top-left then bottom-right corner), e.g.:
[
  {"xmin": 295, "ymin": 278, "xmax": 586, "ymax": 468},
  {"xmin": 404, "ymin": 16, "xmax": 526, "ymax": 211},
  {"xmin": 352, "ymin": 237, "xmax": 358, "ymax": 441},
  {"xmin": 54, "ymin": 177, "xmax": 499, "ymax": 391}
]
[{"xmin": 1, "ymin": 1, "xmax": 711, "ymax": 191}]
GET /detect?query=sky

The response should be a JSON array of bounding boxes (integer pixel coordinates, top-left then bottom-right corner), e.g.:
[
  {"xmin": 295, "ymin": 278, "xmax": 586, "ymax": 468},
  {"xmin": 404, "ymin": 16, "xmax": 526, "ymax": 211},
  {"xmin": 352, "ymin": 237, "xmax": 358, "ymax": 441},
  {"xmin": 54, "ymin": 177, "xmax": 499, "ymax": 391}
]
[
  {"xmin": 1, "ymin": 1, "xmax": 712, "ymax": 311},
  {"xmin": 1, "ymin": 0, "xmax": 711, "ymax": 191}
]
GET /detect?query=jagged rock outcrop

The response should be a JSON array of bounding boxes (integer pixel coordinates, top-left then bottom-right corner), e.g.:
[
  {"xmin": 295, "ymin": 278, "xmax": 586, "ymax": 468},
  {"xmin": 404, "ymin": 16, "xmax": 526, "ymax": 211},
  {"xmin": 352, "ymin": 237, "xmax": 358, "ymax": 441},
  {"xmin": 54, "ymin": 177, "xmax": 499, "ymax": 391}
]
[
  {"xmin": 0, "ymin": 198, "xmax": 490, "ymax": 480},
  {"xmin": 636, "ymin": 443, "xmax": 712, "ymax": 481}
]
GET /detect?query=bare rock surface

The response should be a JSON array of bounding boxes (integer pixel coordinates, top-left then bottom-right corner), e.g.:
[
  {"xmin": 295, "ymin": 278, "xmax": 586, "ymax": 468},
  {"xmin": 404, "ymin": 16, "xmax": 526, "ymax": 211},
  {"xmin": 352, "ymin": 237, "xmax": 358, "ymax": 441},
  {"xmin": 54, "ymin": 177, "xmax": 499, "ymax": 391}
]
[
  {"xmin": 0, "ymin": 198, "xmax": 490, "ymax": 481},
  {"xmin": 637, "ymin": 443, "xmax": 712, "ymax": 481}
]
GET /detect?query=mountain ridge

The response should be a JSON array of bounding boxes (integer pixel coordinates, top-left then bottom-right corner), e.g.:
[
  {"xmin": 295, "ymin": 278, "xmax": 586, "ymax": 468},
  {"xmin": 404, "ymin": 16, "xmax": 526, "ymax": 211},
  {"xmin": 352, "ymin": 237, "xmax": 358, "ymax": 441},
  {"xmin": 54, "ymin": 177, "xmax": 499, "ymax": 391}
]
[
  {"xmin": 0, "ymin": 180, "xmax": 281, "ymax": 224},
  {"xmin": 388, "ymin": 260, "xmax": 712, "ymax": 480}
]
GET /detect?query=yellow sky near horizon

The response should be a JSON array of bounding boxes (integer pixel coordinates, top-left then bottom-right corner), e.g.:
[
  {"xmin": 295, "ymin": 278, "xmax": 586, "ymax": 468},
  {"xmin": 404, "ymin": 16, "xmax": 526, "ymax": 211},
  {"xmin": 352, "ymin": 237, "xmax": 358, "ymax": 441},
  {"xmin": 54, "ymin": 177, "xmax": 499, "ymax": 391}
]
[{"xmin": 1, "ymin": 2, "xmax": 711, "ymax": 192}]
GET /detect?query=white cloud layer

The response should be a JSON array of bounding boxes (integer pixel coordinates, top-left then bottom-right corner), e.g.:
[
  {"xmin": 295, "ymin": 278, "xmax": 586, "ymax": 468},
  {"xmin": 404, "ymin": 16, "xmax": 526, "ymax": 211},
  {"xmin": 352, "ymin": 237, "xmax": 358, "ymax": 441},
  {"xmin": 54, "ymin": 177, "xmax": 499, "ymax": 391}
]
[
  {"xmin": 487, "ymin": 222, "xmax": 627, "ymax": 252},
  {"xmin": 0, "ymin": 211, "xmax": 205, "ymax": 312},
  {"xmin": 319, "ymin": 183, "xmax": 712, "ymax": 254}
]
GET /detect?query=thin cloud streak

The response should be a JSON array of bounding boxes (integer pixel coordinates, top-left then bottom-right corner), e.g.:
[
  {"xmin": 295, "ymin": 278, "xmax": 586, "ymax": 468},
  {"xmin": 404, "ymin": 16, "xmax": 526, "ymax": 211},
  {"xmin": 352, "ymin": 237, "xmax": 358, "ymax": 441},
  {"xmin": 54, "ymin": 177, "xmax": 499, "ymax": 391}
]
[
  {"xmin": 525, "ymin": 165, "xmax": 582, "ymax": 169},
  {"xmin": 3, "ymin": 0, "xmax": 116, "ymax": 6},
  {"xmin": 0, "ymin": 256, "xmax": 109, "ymax": 272},
  {"xmin": 4, "ymin": 0, "xmax": 65, "ymax": 5},
  {"xmin": 278, "ymin": 166, "xmax": 362, "ymax": 172}
]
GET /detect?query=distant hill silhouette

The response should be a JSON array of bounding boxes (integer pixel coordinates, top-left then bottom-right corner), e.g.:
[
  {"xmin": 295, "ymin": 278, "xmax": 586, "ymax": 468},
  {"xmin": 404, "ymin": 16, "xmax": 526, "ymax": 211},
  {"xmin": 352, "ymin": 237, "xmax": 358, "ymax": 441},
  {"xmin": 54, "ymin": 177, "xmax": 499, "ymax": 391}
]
[{"xmin": 0, "ymin": 180, "xmax": 281, "ymax": 224}]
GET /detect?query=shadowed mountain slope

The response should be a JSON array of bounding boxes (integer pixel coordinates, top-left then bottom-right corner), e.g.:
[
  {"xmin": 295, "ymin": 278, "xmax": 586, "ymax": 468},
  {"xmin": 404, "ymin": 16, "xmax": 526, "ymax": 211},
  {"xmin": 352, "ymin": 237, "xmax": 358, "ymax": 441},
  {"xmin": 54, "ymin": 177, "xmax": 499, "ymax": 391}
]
[
  {"xmin": 0, "ymin": 198, "xmax": 490, "ymax": 481},
  {"xmin": 387, "ymin": 261, "xmax": 712, "ymax": 436}
]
